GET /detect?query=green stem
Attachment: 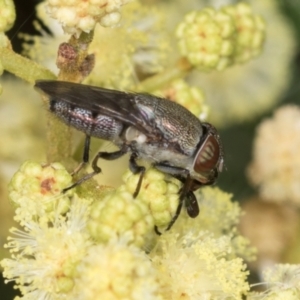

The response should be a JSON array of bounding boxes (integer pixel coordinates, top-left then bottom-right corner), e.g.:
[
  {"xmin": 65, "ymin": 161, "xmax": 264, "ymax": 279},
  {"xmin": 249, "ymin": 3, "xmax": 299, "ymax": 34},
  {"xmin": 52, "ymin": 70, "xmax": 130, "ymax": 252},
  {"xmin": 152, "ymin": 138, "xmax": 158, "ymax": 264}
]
[
  {"xmin": 136, "ymin": 57, "xmax": 193, "ymax": 92},
  {"xmin": 46, "ymin": 116, "xmax": 73, "ymax": 166},
  {"xmin": 70, "ymin": 30, "xmax": 94, "ymax": 46},
  {"xmin": 0, "ymin": 47, "xmax": 56, "ymax": 83}
]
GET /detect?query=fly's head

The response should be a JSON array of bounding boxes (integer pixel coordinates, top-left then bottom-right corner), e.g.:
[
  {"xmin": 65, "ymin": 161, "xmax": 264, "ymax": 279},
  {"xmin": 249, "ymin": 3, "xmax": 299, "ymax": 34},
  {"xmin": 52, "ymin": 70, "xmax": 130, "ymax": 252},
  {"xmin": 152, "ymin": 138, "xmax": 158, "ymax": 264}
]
[{"xmin": 192, "ymin": 122, "xmax": 224, "ymax": 187}]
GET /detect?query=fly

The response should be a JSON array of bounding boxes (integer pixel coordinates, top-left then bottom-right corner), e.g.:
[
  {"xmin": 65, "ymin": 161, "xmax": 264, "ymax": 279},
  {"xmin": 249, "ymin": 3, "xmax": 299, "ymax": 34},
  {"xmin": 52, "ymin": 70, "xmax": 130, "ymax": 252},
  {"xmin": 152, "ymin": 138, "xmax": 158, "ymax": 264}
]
[{"xmin": 35, "ymin": 80, "xmax": 224, "ymax": 232}]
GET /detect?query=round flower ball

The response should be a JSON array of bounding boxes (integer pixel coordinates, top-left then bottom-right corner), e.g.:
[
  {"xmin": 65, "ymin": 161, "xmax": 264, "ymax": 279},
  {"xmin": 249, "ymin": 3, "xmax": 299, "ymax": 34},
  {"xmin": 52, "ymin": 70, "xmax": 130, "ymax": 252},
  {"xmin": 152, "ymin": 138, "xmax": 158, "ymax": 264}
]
[{"xmin": 247, "ymin": 105, "xmax": 300, "ymax": 204}]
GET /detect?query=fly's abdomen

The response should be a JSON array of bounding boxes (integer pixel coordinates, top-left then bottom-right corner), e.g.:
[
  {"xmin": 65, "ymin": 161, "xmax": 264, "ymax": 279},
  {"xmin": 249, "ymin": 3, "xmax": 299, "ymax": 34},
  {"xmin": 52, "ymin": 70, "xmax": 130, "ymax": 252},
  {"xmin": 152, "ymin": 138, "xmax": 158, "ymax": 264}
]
[{"xmin": 50, "ymin": 99, "xmax": 124, "ymax": 140}]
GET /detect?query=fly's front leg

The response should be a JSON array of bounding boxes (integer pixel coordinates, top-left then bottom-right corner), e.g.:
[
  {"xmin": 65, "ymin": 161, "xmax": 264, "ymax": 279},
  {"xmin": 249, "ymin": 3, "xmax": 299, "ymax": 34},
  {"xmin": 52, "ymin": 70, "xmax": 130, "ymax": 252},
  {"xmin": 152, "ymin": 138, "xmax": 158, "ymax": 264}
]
[
  {"xmin": 154, "ymin": 163, "xmax": 194, "ymax": 233},
  {"xmin": 184, "ymin": 190, "xmax": 199, "ymax": 218},
  {"xmin": 173, "ymin": 176, "xmax": 201, "ymax": 218},
  {"xmin": 62, "ymin": 143, "xmax": 128, "ymax": 193},
  {"xmin": 129, "ymin": 152, "xmax": 145, "ymax": 198},
  {"xmin": 165, "ymin": 173, "xmax": 195, "ymax": 231}
]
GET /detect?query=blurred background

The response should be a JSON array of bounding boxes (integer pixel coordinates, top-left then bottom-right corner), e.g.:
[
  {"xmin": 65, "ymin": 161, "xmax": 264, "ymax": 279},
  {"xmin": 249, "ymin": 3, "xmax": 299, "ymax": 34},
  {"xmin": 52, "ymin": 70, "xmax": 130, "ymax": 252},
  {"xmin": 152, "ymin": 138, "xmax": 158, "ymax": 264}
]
[{"xmin": 1, "ymin": 0, "xmax": 300, "ymax": 298}]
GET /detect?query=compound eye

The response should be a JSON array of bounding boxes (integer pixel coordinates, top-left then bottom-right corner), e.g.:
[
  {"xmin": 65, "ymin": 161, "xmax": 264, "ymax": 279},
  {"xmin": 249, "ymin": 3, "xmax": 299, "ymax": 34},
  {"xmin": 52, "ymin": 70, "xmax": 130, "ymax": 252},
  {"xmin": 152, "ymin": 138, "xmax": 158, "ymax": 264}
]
[{"xmin": 193, "ymin": 134, "xmax": 220, "ymax": 173}]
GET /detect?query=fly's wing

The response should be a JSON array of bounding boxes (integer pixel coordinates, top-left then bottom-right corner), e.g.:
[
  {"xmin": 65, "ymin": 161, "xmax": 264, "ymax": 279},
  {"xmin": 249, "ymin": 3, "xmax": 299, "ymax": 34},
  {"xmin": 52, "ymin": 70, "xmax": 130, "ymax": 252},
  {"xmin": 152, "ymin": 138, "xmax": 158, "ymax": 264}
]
[{"xmin": 35, "ymin": 80, "xmax": 158, "ymax": 137}]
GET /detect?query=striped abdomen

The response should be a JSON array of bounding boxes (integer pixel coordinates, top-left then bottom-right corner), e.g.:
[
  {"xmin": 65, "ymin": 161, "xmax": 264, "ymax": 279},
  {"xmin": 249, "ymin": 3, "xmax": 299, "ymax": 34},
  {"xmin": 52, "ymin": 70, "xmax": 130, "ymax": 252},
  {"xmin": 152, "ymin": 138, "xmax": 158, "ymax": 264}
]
[{"xmin": 50, "ymin": 99, "xmax": 124, "ymax": 140}]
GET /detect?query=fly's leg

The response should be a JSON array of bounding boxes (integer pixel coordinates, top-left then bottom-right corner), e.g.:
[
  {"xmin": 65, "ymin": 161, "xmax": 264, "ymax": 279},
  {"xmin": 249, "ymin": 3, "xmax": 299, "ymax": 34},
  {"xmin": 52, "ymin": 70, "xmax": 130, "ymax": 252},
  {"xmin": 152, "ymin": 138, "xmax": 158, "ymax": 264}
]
[
  {"xmin": 184, "ymin": 190, "xmax": 199, "ymax": 218},
  {"xmin": 165, "ymin": 173, "xmax": 195, "ymax": 231},
  {"xmin": 62, "ymin": 140, "xmax": 127, "ymax": 193},
  {"xmin": 71, "ymin": 135, "xmax": 91, "ymax": 176},
  {"xmin": 154, "ymin": 163, "xmax": 195, "ymax": 234},
  {"xmin": 178, "ymin": 169, "xmax": 219, "ymax": 218},
  {"xmin": 172, "ymin": 175, "xmax": 201, "ymax": 218},
  {"xmin": 129, "ymin": 152, "xmax": 145, "ymax": 198}
]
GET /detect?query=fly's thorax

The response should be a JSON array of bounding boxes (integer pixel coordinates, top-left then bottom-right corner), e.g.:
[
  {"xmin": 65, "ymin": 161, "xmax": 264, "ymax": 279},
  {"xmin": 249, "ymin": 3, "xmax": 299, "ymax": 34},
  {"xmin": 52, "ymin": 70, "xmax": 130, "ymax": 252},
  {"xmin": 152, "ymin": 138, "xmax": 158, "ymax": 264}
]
[
  {"xmin": 123, "ymin": 123, "xmax": 193, "ymax": 167},
  {"xmin": 49, "ymin": 99, "xmax": 124, "ymax": 140},
  {"xmin": 135, "ymin": 95, "xmax": 204, "ymax": 156}
]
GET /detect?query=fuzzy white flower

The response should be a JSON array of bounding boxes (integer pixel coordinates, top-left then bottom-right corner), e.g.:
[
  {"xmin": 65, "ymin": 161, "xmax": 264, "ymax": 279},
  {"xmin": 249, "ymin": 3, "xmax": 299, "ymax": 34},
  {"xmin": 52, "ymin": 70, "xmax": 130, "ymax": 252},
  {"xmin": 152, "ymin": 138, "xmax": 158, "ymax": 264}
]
[
  {"xmin": 1, "ymin": 196, "xmax": 92, "ymax": 300},
  {"xmin": 247, "ymin": 105, "xmax": 300, "ymax": 204},
  {"xmin": 173, "ymin": 187, "xmax": 256, "ymax": 261},
  {"xmin": 45, "ymin": 0, "xmax": 132, "ymax": 35},
  {"xmin": 151, "ymin": 231, "xmax": 249, "ymax": 300},
  {"xmin": 248, "ymin": 264, "xmax": 300, "ymax": 299},
  {"xmin": 239, "ymin": 198, "xmax": 298, "ymax": 274},
  {"xmin": 74, "ymin": 239, "xmax": 162, "ymax": 300}
]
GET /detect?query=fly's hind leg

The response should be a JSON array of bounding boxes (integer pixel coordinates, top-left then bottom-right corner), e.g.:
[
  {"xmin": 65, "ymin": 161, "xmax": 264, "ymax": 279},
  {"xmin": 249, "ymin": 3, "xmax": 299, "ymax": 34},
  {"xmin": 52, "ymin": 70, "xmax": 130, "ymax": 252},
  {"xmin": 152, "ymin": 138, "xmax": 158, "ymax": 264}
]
[
  {"xmin": 62, "ymin": 137, "xmax": 128, "ymax": 193},
  {"xmin": 70, "ymin": 135, "xmax": 91, "ymax": 176}
]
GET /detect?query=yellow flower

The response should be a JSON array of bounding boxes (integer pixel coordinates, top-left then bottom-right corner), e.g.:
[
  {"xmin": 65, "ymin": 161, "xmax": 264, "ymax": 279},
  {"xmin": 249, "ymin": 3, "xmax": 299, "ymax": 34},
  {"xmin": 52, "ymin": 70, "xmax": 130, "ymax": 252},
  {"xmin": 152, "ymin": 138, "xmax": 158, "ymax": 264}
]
[
  {"xmin": 88, "ymin": 188, "xmax": 155, "ymax": 247},
  {"xmin": 8, "ymin": 160, "xmax": 74, "ymax": 224},
  {"xmin": 176, "ymin": 7, "xmax": 236, "ymax": 71},
  {"xmin": 123, "ymin": 169, "xmax": 181, "ymax": 230},
  {"xmin": 176, "ymin": 2, "xmax": 266, "ymax": 72},
  {"xmin": 173, "ymin": 187, "xmax": 256, "ymax": 261},
  {"xmin": 1, "ymin": 196, "xmax": 93, "ymax": 300},
  {"xmin": 151, "ymin": 231, "xmax": 250, "ymax": 300},
  {"xmin": 88, "ymin": 168, "xmax": 181, "ymax": 247},
  {"xmin": 222, "ymin": 2, "xmax": 266, "ymax": 64},
  {"xmin": 74, "ymin": 239, "xmax": 162, "ymax": 300},
  {"xmin": 247, "ymin": 105, "xmax": 300, "ymax": 204},
  {"xmin": 188, "ymin": 0, "xmax": 295, "ymax": 127}
]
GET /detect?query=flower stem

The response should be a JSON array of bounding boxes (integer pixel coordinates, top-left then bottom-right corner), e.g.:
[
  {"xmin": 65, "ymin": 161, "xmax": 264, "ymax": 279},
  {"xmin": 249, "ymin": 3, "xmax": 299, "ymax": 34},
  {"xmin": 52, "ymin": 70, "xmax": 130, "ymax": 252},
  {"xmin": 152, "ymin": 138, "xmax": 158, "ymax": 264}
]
[{"xmin": 0, "ymin": 47, "xmax": 56, "ymax": 83}]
